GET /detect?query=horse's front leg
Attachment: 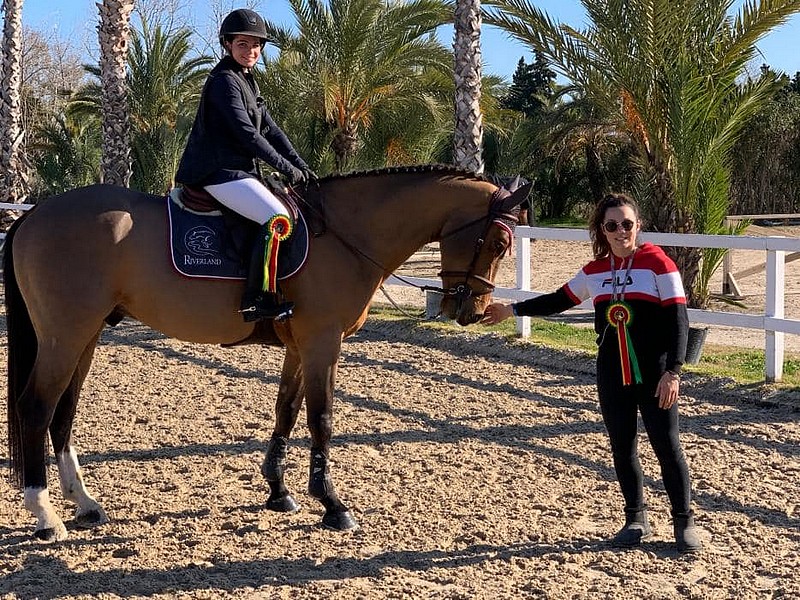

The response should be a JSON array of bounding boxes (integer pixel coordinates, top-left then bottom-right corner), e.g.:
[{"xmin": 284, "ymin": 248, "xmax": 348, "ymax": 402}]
[
  {"xmin": 301, "ymin": 339, "xmax": 358, "ymax": 531},
  {"xmin": 262, "ymin": 348, "xmax": 305, "ymax": 513}
]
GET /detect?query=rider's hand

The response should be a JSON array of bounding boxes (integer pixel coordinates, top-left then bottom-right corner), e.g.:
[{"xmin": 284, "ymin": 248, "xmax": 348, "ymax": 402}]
[
  {"xmin": 302, "ymin": 167, "xmax": 318, "ymax": 182},
  {"xmin": 285, "ymin": 165, "xmax": 305, "ymax": 186}
]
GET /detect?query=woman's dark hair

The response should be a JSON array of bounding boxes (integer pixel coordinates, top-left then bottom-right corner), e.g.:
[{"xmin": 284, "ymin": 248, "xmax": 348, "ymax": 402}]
[{"xmin": 589, "ymin": 193, "xmax": 641, "ymax": 259}]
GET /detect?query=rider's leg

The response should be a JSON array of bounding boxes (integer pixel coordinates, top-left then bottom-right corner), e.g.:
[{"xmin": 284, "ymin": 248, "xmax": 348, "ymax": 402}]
[
  {"xmin": 204, "ymin": 176, "xmax": 286, "ymax": 223},
  {"xmin": 204, "ymin": 177, "xmax": 294, "ymax": 320}
]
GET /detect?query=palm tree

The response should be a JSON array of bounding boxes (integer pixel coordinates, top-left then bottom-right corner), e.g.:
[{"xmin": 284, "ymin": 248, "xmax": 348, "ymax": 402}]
[
  {"xmin": 453, "ymin": 0, "xmax": 484, "ymax": 174},
  {"xmin": 125, "ymin": 19, "xmax": 211, "ymax": 192},
  {"xmin": 0, "ymin": 0, "xmax": 27, "ymax": 228},
  {"xmin": 30, "ymin": 112, "xmax": 102, "ymax": 197},
  {"xmin": 97, "ymin": 0, "xmax": 135, "ymax": 187},
  {"xmin": 262, "ymin": 0, "xmax": 453, "ymax": 171},
  {"xmin": 429, "ymin": 71, "xmax": 523, "ymax": 173},
  {"xmin": 485, "ymin": 0, "xmax": 800, "ymax": 306},
  {"xmin": 72, "ymin": 20, "xmax": 211, "ymax": 194}
]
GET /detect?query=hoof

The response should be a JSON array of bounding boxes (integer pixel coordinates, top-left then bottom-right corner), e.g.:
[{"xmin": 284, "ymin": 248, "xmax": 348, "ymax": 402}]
[
  {"xmin": 267, "ymin": 492, "xmax": 300, "ymax": 513},
  {"xmin": 75, "ymin": 507, "xmax": 109, "ymax": 529},
  {"xmin": 322, "ymin": 510, "xmax": 359, "ymax": 531},
  {"xmin": 34, "ymin": 523, "xmax": 68, "ymax": 542}
]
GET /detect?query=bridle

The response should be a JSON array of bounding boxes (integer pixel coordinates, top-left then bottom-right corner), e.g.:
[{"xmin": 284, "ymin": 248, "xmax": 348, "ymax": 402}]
[
  {"xmin": 289, "ymin": 183, "xmax": 520, "ymax": 303},
  {"xmin": 422, "ymin": 187, "xmax": 520, "ymax": 303}
]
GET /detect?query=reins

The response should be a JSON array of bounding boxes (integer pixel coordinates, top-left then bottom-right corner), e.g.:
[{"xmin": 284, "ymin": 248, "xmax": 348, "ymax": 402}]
[{"xmin": 287, "ymin": 181, "xmax": 518, "ymax": 310}]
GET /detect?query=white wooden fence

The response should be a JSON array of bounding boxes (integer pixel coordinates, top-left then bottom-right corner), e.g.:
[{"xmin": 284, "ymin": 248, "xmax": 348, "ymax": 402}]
[
  {"xmin": 2, "ymin": 201, "xmax": 798, "ymax": 382},
  {"xmin": 387, "ymin": 226, "xmax": 800, "ymax": 383},
  {"xmin": 0, "ymin": 203, "xmax": 34, "ymax": 250}
]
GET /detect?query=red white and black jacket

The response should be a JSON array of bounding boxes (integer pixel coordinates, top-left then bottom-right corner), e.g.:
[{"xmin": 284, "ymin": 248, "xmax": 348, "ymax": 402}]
[{"xmin": 511, "ymin": 242, "xmax": 689, "ymax": 376}]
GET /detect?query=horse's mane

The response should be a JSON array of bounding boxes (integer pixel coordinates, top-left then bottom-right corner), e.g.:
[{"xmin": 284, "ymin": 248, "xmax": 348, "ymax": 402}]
[{"xmin": 319, "ymin": 163, "xmax": 491, "ymax": 183}]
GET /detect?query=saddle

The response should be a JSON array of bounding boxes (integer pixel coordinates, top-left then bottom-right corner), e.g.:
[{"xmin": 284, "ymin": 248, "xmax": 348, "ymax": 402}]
[{"xmin": 167, "ymin": 176, "xmax": 315, "ymax": 281}]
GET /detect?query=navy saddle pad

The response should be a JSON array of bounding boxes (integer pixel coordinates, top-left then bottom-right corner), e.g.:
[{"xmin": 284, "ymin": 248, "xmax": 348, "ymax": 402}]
[{"xmin": 167, "ymin": 188, "xmax": 309, "ymax": 281}]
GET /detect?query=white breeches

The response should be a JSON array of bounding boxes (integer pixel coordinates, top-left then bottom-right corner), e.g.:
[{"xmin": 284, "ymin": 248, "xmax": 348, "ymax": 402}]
[{"xmin": 204, "ymin": 177, "xmax": 289, "ymax": 225}]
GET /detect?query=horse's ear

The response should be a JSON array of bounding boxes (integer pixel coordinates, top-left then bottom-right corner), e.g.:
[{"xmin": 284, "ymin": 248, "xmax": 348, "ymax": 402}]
[{"xmin": 500, "ymin": 181, "xmax": 532, "ymax": 212}]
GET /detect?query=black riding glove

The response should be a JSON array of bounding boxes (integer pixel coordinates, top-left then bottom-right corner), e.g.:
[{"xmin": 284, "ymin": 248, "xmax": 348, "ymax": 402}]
[
  {"xmin": 302, "ymin": 167, "xmax": 318, "ymax": 182},
  {"xmin": 284, "ymin": 165, "xmax": 306, "ymax": 186}
]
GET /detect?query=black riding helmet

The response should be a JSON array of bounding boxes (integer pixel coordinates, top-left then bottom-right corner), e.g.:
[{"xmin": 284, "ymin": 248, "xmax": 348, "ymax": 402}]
[{"xmin": 219, "ymin": 8, "xmax": 268, "ymax": 44}]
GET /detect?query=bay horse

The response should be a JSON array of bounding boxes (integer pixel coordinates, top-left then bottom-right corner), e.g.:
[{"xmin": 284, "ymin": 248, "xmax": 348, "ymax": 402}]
[{"xmin": 4, "ymin": 165, "xmax": 530, "ymax": 541}]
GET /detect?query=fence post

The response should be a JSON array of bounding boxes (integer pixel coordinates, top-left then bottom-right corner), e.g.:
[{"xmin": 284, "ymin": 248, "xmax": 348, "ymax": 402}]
[
  {"xmin": 515, "ymin": 233, "xmax": 531, "ymax": 338},
  {"xmin": 425, "ymin": 291, "xmax": 443, "ymax": 319},
  {"xmin": 722, "ymin": 217, "xmax": 731, "ymax": 295},
  {"xmin": 765, "ymin": 248, "xmax": 785, "ymax": 382}
]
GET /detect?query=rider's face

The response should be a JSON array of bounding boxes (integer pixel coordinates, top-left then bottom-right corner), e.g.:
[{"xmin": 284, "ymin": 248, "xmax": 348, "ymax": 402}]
[{"xmin": 227, "ymin": 35, "xmax": 263, "ymax": 70}]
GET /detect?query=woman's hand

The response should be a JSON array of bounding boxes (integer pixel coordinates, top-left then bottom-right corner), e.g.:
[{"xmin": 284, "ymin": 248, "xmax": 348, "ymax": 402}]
[
  {"xmin": 655, "ymin": 371, "xmax": 680, "ymax": 409},
  {"xmin": 480, "ymin": 303, "xmax": 514, "ymax": 325}
]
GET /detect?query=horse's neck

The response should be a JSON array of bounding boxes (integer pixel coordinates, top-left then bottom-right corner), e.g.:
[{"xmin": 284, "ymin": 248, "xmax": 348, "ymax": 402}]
[{"xmin": 325, "ymin": 177, "xmax": 466, "ymax": 272}]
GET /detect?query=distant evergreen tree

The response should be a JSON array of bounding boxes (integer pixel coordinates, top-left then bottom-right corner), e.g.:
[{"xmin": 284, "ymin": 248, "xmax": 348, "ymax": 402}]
[
  {"xmin": 784, "ymin": 70, "xmax": 800, "ymax": 96},
  {"xmin": 730, "ymin": 69, "xmax": 800, "ymax": 215},
  {"xmin": 501, "ymin": 53, "xmax": 556, "ymax": 118}
]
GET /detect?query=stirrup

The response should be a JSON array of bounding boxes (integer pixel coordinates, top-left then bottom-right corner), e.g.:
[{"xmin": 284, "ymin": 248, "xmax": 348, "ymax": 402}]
[{"xmin": 239, "ymin": 297, "xmax": 294, "ymax": 322}]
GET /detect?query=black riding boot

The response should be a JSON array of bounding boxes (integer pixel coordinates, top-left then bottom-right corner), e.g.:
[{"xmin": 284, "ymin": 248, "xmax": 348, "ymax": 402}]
[
  {"xmin": 240, "ymin": 224, "xmax": 294, "ymax": 322},
  {"xmin": 611, "ymin": 507, "xmax": 652, "ymax": 548}
]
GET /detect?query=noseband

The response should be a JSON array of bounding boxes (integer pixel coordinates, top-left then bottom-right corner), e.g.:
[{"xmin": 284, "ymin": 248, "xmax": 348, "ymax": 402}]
[{"xmin": 423, "ymin": 188, "xmax": 520, "ymax": 302}]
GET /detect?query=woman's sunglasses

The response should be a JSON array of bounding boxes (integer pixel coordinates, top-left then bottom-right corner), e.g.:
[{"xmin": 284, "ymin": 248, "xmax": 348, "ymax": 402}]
[{"xmin": 602, "ymin": 219, "xmax": 636, "ymax": 233}]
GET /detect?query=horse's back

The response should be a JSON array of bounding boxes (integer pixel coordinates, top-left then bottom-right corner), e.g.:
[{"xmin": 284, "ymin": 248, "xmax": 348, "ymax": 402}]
[
  {"xmin": 15, "ymin": 184, "xmax": 162, "ymax": 274},
  {"xmin": 12, "ymin": 184, "xmax": 253, "ymax": 343}
]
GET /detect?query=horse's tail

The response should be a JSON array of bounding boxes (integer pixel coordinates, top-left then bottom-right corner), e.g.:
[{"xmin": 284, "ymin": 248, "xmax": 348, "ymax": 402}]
[{"xmin": 3, "ymin": 212, "xmax": 37, "ymax": 488}]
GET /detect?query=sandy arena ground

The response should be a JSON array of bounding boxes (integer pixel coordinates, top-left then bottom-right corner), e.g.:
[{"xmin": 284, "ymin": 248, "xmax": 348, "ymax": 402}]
[{"xmin": 0, "ymin": 226, "xmax": 798, "ymax": 599}]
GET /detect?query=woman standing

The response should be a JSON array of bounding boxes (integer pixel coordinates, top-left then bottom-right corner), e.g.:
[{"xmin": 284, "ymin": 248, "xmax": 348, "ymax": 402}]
[
  {"xmin": 481, "ymin": 193, "xmax": 702, "ymax": 553},
  {"xmin": 176, "ymin": 8, "xmax": 316, "ymax": 321}
]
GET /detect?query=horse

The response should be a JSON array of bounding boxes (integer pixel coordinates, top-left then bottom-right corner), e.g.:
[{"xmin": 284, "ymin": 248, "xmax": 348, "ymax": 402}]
[{"xmin": 3, "ymin": 165, "xmax": 530, "ymax": 541}]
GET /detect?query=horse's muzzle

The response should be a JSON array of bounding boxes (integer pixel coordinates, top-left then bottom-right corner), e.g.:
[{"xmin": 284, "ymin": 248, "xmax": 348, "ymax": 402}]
[{"xmin": 440, "ymin": 295, "xmax": 487, "ymax": 326}]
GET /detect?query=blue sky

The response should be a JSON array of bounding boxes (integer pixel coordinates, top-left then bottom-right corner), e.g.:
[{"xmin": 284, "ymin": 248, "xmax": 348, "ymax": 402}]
[{"xmin": 21, "ymin": 0, "xmax": 800, "ymax": 80}]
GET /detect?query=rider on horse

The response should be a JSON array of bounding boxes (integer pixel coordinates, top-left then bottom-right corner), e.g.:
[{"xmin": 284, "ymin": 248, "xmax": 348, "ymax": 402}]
[{"xmin": 176, "ymin": 8, "xmax": 316, "ymax": 321}]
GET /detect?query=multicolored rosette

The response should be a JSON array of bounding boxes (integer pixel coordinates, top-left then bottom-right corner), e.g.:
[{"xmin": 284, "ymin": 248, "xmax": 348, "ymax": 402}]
[
  {"xmin": 606, "ymin": 301, "xmax": 642, "ymax": 385},
  {"xmin": 263, "ymin": 214, "xmax": 293, "ymax": 293}
]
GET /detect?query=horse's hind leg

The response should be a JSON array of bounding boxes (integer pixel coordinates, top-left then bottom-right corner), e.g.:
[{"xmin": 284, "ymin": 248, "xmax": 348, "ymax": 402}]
[
  {"xmin": 50, "ymin": 331, "xmax": 109, "ymax": 529},
  {"xmin": 19, "ymin": 335, "xmax": 103, "ymax": 541},
  {"xmin": 262, "ymin": 347, "xmax": 304, "ymax": 513}
]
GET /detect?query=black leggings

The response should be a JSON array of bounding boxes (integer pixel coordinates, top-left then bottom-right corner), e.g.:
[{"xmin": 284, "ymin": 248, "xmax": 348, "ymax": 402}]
[{"xmin": 597, "ymin": 361, "xmax": 693, "ymax": 517}]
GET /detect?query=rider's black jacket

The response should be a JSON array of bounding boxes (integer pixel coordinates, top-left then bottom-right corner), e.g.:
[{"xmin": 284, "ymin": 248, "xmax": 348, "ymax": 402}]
[{"xmin": 176, "ymin": 55, "xmax": 308, "ymax": 186}]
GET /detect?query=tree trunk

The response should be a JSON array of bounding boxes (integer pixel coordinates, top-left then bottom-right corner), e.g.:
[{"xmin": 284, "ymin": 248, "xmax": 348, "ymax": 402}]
[
  {"xmin": 646, "ymin": 166, "xmax": 705, "ymax": 307},
  {"xmin": 0, "ymin": 0, "xmax": 27, "ymax": 229},
  {"xmin": 332, "ymin": 123, "xmax": 358, "ymax": 173},
  {"xmin": 98, "ymin": 0, "xmax": 134, "ymax": 187},
  {"xmin": 452, "ymin": 0, "xmax": 483, "ymax": 175},
  {"xmin": 585, "ymin": 141, "xmax": 605, "ymax": 204}
]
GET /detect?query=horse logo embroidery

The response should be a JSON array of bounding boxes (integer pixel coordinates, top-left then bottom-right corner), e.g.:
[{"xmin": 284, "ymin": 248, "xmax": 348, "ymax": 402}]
[{"xmin": 184, "ymin": 226, "xmax": 219, "ymax": 257}]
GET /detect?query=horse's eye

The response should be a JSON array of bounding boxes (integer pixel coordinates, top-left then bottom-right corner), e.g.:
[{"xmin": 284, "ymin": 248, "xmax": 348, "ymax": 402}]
[{"xmin": 492, "ymin": 239, "xmax": 507, "ymax": 255}]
